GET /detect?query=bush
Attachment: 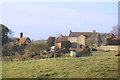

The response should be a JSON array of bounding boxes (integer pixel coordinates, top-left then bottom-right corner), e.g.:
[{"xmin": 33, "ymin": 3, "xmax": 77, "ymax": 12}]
[
  {"xmin": 61, "ymin": 40, "xmax": 71, "ymax": 51},
  {"xmin": 2, "ymin": 42, "xmax": 19, "ymax": 56},
  {"xmin": 2, "ymin": 42, "xmax": 26, "ymax": 56},
  {"xmin": 2, "ymin": 40, "xmax": 50, "ymax": 61},
  {"xmin": 24, "ymin": 43, "xmax": 49, "ymax": 58},
  {"xmin": 47, "ymin": 36, "xmax": 55, "ymax": 47}
]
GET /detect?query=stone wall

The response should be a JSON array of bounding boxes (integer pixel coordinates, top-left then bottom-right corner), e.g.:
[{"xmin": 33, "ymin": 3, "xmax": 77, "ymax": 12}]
[{"xmin": 99, "ymin": 45, "xmax": 120, "ymax": 51}]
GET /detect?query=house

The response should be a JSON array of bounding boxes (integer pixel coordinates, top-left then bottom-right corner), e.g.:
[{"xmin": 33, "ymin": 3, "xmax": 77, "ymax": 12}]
[
  {"xmin": 13, "ymin": 32, "xmax": 31, "ymax": 46},
  {"xmin": 55, "ymin": 34, "xmax": 68, "ymax": 49},
  {"xmin": 68, "ymin": 30, "xmax": 102, "ymax": 52}
]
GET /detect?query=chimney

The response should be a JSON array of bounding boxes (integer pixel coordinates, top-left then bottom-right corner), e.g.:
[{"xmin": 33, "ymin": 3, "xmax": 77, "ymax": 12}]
[
  {"xmin": 20, "ymin": 32, "xmax": 23, "ymax": 38},
  {"xmin": 93, "ymin": 30, "xmax": 96, "ymax": 32},
  {"xmin": 60, "ymin": 34, "xmax": 62, "ymax": 37}
]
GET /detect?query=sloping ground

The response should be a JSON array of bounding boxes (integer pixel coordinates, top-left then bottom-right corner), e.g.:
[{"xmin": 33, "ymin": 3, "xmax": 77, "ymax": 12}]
[
  {"xmin": 2, "ymin": 51, "xmax": 119, "ymax": 78},
  {"xmin": 32, "ymin": 40, "xmax": 47, "ymax": 44}
]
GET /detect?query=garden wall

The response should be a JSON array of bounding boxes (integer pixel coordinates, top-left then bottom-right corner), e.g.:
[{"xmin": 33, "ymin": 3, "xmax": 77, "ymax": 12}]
[{"xmin": 99, "ymin": 45, "xmax": 120, "ymax": 51}]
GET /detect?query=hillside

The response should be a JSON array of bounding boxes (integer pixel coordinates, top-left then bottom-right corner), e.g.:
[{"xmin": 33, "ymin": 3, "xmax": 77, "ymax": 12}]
[
  {"xmin": 2, "ymin": 51, "xmax": 119, "ymax": 78},
  {"xmin": 32, "ymin": 40, "xmax": 47, "ymax": 44}
]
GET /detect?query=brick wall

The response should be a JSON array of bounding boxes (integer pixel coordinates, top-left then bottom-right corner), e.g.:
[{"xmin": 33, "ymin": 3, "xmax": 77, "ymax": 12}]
[{"xmin": 55, "ymin": 43, "xmax": 61, "ymax": 49}]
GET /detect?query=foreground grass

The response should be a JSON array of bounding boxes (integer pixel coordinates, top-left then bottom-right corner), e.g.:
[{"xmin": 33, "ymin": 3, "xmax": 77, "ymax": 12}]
[{"xmin": 2, "ymin": 51, "xmax": 119, "ymax": 78}]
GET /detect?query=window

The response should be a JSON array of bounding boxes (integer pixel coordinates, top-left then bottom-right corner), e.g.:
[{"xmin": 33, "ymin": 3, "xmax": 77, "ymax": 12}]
[
  {"xmin": 80, "ymin": 37, "xmax": 83, "ymax": 42},
  {"xmin": 72, "ymin": 38, "xmax": 76, "ymax": 42},
  {"xmin": 72, "ymin": 43, "xmax": 77, "ymax": 48}
]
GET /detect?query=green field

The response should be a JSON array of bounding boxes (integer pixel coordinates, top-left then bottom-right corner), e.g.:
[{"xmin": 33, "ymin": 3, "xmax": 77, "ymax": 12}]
[{"xmin": 2, "ymin": 51, "xmax": 119, "ymax": 78}]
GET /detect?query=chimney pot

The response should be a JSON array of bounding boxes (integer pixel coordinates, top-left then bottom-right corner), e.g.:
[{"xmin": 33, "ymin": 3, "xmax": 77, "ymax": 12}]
[
  {"xmin": 93, "ymin": 30, "xmax": 96, "ymax": 32},
  {"xmin": 60, "ymin": 34, "xmax": 62, "ymax": 37}
]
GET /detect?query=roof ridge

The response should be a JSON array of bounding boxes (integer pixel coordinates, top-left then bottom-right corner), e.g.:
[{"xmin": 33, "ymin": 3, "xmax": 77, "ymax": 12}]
[{"xmin": 72, "ymin": 32, "xmax": 98, "ymax": 33}]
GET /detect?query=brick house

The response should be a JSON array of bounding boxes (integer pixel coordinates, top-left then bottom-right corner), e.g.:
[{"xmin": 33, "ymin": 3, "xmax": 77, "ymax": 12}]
[
  {"xmin": 13, "ymin": 32, "xmax": 31, "ymax": 46},
  {"xmin": 55, "ymin": 34, "xmax": 68, "ymax": 49},
  {"xmin": 68, "ymin": 30, "xmax": 102, "ymax": 52}
]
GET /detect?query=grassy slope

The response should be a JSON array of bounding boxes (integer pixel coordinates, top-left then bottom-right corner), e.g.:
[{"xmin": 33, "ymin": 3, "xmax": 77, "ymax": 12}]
[
  {"xmin": 2, "ymin": 51, "xmax": 119, "ymax": 78},
  {"xmin": 32, "ymin": 40, "xmax": 47, "ymax": 44}
]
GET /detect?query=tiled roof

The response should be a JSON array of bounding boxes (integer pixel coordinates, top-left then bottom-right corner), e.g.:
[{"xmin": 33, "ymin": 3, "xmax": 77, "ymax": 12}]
[
  {"xmin": 14, "ymin": 37, "xmax": 30, "ymax": 45},
  {"xmin": 69, "ymin": 32, "xmax": 98, "ymax": 37},
  {"xmin": 55, "ymin": 36, "xmax": 68, "ymax": 43},
  {"xmin": 19, "ymin": 37, "xmax": 29, "ymax": 44}
]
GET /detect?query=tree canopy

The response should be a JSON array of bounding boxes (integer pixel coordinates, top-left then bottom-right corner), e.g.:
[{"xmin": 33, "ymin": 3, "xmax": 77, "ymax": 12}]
[
  {"xmin": 47, "ymin": 36, "xmax": 55, "ymax": 47},
  {"xmin": 61, "ymin": 40, "xmax": 71, "ymax": 50},
  {"xmin": 0, "ymin": 24, "xmax": 10, "ymax": 45}
]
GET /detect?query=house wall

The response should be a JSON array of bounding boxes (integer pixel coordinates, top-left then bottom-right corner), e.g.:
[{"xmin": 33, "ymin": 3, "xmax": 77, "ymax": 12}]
[
  {"xmin": 55, "ymin": 43, "xmax": 61, "ymax": 49},
  {"xmin": 68, "ymin": 37, "xmax": 78, "ymax": 43},
  {"xmin": 68, "ymin": 36, "xmax": 86, "ymax": 52},
  {"xmin": 78, "ymin": 35, "xmax": 85, "ymax": 45},
  {"xmin": 68, "ymin": 35, "xmax": 85, "ymax": 46}
]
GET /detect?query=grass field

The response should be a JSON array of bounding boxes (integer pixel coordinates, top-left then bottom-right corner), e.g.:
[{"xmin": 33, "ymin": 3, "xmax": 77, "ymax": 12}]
[{"xmin": 2, "ymin": 51, "xmax": 119, "ymax": 78}]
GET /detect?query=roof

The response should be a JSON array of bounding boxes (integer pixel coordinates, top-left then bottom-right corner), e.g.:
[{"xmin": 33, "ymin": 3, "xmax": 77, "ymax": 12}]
[
  {"xmin": 69, "ymin": 32, "xmax": 98, "ymax": 37},
  {"xmin": 55, "ymin": 36, "xmax": 68, "ymax": 43},
  {"xmin": 14, "ymin": 37, "xmax": 30, "ymax": 45},
  {"xmin": 19, "ymin": 37, "xmax": 30, "ymax": 44}
]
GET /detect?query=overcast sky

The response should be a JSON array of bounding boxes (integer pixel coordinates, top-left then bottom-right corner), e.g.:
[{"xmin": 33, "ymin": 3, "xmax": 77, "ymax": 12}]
[{"xmin": 1, "ymin": 2, "xmax": 118, "ymax": 40}]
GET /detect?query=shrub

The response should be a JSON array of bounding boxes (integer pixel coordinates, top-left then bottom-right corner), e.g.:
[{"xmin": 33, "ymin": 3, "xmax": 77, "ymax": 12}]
[
  {"xmin": 61, "ymin": 40, "xmax": 71, "ymax": 51},
  {"xmin": 24, "ymin": 43, "xmax": 49, "ymax": 58},
  {"xmin": 2, "ymin": 42, "xmax": 19, "ymax": 56},
  {"xmin": 47, "ymin": 36, "xmax": 55, "ymax": 47}
]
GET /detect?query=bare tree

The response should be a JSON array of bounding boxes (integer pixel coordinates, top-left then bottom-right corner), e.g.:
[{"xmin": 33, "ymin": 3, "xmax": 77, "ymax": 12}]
[{"xmin": 111, "ymin": 25, "xmax": 120, "ymax": 37}]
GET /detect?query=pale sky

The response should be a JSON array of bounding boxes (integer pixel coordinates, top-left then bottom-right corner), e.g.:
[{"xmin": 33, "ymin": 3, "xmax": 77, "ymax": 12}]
[{"xmin": 1, "ymin": 2, "xmax": 118, "ymax": 40}]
